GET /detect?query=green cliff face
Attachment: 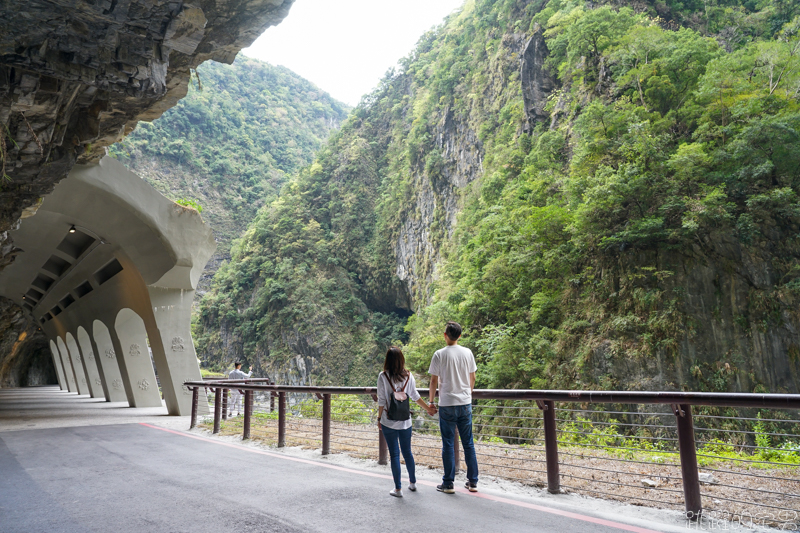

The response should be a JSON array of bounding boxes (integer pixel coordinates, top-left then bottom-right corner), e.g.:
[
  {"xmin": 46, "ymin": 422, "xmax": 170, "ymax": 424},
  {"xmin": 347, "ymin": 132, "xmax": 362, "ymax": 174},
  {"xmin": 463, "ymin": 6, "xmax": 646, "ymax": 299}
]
[
  {"xmin": 111, "ymin": 57, "xmax": 350, "ymax": 289},
  {"xmin": 196, "ymin": 0, "xmax": 800, "ymax": 393}
]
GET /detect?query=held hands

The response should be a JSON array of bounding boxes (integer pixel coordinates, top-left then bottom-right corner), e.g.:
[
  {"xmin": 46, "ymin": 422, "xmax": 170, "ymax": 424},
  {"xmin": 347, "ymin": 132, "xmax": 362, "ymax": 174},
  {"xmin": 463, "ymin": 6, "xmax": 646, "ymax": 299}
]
[{"xmin": 426, "ymin": 403, "xmax": 438, "ymax": 416}]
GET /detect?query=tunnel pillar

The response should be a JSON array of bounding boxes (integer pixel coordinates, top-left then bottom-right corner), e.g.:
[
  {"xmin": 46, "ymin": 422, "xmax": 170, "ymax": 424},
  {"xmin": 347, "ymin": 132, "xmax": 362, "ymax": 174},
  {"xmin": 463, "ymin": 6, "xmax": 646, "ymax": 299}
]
[
  {"xmin": 59, "ymin": 336, "xmax": 89, "ymax": 395},
  {"xmin": 113, "ymin": 309, "xmax": 162, "ymax": 408},
  {"xmin": 75, "ymin": 327, "xmax": 106, "ymax": 400},
  {"xmin": 55, "ymin": 341, "xmax": 76, "ymax": 392},
  {"xmin": 91, "ymin": 321, "xmax": 128, "ymax": 403},
  {"xmin": 49, "ymin": 340, "xmax": 67, "ymax": 390},
  {"xmin": 147, "ymin": 287, "xmax": 207, "ymax": 416},
  {"xmin": 58, "ymin": 337, "xmax": 86, "ymax": 394},
  {"xmin": 67, "ymin": 332, "xmax": 104, "ymax": 399}
]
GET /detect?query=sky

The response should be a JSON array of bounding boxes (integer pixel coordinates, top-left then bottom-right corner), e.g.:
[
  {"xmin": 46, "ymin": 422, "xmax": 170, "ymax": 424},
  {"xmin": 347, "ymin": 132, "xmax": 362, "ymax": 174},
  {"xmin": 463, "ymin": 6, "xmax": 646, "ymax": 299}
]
[{"xmin": 242, "ymin": 0, "xmax": 466, "ymax": 107}]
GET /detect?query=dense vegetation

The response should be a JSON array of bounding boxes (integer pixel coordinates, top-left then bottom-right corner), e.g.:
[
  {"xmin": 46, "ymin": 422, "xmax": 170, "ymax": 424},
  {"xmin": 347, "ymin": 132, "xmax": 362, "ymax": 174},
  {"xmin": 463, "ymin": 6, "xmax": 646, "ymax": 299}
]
[
  {"xmin": 111, "ymin": 57, "xmax": 350, "ymax": 275},
  {"xmin": 196, "ymin": 0, "xmax": 800, "ymax": 391}
]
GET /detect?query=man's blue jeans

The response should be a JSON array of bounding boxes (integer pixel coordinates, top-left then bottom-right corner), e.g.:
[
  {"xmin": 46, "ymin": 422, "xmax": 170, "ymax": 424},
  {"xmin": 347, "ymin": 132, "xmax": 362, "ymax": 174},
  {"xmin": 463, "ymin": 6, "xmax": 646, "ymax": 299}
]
[
  {"xmin": 381, "ymin": 425, "xmax": 416, "ymax": 490},
  {"xmin": 438, "ymin": 404, "xmax": 479, "ymax": 485}
]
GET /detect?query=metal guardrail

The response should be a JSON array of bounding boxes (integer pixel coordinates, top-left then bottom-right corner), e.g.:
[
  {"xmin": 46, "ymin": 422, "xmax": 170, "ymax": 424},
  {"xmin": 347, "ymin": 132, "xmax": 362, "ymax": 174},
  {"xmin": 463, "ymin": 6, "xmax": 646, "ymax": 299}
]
[{"xmin": 184, "ymin": 380, "xmax": 800, "ymax": 526}]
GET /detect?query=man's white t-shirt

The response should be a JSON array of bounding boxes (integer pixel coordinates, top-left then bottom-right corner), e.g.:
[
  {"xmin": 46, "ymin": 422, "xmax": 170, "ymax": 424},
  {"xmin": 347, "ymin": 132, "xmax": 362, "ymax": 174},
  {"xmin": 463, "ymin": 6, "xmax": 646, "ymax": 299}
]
[{"xmin": 428, "ymin": 344, "xmax": 477, "ymax": 407}]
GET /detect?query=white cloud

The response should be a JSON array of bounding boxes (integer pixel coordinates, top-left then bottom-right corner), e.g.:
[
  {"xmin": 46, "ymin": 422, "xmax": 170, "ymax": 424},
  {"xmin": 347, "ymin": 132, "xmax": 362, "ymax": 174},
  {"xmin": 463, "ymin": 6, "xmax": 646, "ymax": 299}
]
[{"xmin": 242, "ymin": 0, "xmax": 465, "ymax": 106}]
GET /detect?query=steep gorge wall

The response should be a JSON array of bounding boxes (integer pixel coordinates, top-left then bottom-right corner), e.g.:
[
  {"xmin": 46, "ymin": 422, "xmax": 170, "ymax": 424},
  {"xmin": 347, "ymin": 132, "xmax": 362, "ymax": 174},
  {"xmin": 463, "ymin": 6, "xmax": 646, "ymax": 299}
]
[
  {"xmin": 198, "ymin": 0, "xmax": 800, "ymax": 394},
  {"xmin": 396, "ymin": 31, "xmax": 530, "ymax": 305}
]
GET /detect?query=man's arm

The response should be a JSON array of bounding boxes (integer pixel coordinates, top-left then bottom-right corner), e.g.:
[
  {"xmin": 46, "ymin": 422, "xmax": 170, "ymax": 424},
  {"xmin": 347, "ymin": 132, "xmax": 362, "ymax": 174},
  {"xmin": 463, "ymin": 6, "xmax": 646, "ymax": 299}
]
[
  {"xmin": 429, "ymin": 375, "xmax": 438, "ymax": 404},
  {"xmin": 469, "ymin": 372, "xmax": 475, "ymax": 392}
]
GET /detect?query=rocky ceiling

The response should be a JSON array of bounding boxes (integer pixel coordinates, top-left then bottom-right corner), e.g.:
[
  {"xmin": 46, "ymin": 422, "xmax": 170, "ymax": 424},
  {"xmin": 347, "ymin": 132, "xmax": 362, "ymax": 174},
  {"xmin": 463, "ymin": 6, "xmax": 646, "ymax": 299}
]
[{"xmin": 0, "ymin": 0, "xmax": 295, "ymax": 386}]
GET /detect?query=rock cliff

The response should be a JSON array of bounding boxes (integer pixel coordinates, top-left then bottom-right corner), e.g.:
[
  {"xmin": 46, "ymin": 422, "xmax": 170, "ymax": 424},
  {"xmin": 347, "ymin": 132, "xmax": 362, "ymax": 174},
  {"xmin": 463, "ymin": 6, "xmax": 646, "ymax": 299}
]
[{"xmin": 592, "ymin": 232, "xmax": 800, "ymax": 394}]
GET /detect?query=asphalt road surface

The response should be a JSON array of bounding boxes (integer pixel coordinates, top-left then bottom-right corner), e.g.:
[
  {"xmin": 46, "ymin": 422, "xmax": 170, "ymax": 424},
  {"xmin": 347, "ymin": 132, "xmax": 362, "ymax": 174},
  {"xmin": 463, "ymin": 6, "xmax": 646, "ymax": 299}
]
[{"xmin": 0, "ymin": 422, "xmax": 680, "ymax": 533}]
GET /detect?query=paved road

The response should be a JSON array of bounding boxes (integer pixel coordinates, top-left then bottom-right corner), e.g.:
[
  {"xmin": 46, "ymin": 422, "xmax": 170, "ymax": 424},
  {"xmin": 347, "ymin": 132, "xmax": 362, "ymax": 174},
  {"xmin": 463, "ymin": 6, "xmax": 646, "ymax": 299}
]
[
  {"xmin": 0, "ymin": 386, "xmax": 173, "ymax": 432},
  {"xmin": 0, "ymin": 422, "xmax": 683, "ymax": 533}
]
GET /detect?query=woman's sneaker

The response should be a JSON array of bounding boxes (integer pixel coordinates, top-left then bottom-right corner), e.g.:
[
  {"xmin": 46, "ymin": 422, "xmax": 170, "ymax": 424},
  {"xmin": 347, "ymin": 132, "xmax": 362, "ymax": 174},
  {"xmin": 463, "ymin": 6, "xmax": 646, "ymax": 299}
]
[
  {"xmin": 408, "ymin": 483, "xmax": 417, "ymax": 492},
  {"xmin": 436, "ymin": 483, "xmax": 455, "ymax": 494},
  {"xmin": 465, "ymin": 481, "xmax": 478, "ymax": 492},
  {"xmin": 389, "ymin": 489, "xmax": 403, "ymax": 498}
]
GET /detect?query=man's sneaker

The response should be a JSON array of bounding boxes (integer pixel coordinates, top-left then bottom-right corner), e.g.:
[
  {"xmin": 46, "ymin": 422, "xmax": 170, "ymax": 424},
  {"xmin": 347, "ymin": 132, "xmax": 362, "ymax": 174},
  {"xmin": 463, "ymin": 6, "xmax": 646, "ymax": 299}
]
[
  {"xmin": 408, "ymin": 483, "xmax": 417, "ymax": 492},
  {"xmin": 389, "ymin": 488, "xmax": 403, "ymax": 498},
  {"xmin": 437, "ymin": 483, "xmax": 455, "ymax": 494},
  {"xmin": 465, "ymin": 481, "xmax": 478, "ymax": 492}
]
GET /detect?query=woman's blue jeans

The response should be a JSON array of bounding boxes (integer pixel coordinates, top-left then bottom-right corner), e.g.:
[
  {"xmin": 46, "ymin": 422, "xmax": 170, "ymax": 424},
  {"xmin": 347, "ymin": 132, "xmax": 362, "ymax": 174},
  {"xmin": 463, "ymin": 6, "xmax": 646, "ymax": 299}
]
[
  {"xmin": 381, "ymin": 425, "xmax": 416, "ymax": 489},
  {"xmin": 438, "ymin": 404, "xmax": 479, "ymax": 485}
]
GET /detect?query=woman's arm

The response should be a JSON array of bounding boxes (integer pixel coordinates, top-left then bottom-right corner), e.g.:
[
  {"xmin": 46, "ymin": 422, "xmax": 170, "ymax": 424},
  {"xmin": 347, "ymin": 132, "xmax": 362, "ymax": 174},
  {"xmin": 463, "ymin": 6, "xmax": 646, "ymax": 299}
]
[
  {"xmin": 376, "ymin": 373, "xmax": 386, "ymax": 428},
  {"xmin": 414, "ymin": 397, "xmax": 436, "ymax": 416},
  {"xmin": 407, "ymin": 373, "xmax": 435, "ymax": 416}
]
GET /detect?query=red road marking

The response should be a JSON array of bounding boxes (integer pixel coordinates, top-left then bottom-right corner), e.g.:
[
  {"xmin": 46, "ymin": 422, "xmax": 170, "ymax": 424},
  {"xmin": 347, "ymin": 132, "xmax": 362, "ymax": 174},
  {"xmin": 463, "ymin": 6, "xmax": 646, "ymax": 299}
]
[{"xmin": 140, "ymin": 423, "xmax": 666, "ymax": 533}]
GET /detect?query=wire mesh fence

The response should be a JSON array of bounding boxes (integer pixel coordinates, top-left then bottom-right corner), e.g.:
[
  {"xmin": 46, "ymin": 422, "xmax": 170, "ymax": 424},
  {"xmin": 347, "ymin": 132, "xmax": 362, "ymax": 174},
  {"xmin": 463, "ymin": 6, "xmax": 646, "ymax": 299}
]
[{"xmin": 189, "ymin": 383, "xmax": 800, "ymax": 528}]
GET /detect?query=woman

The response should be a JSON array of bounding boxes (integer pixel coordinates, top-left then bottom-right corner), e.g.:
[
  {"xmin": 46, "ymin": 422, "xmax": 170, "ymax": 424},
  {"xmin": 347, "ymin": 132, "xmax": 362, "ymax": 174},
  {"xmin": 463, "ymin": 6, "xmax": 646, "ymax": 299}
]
[{"xmin": 377, "ymin": 346, "xmax": 437, "ymax": 498}]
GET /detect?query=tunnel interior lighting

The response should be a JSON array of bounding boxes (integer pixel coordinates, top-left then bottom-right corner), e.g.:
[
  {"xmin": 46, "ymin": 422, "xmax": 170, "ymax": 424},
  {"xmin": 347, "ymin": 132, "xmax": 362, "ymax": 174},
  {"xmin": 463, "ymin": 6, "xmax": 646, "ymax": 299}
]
[{"xmin": 69, "ymin": 225, "xmax": 76, "ymax": 233}]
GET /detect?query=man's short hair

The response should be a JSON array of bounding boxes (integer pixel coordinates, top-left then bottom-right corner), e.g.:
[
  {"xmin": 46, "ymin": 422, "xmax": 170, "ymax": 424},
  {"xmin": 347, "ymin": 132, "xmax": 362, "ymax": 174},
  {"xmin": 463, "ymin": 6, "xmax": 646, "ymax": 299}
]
[
  {"xmin": 234, "ymin": 362, "xmax": 242, "ymax": 367},
  {"xmin": 445, "ymin": 321, "xmax": 462, "ymax": 341}
]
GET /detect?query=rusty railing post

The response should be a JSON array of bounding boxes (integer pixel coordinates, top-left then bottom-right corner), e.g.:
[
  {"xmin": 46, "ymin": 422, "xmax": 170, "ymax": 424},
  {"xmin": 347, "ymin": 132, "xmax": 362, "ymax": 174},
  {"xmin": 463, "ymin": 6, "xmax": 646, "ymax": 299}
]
[
  {"xmin": 322, "ymin": 393, "xmax": 331, "ymax": 455},
  {"xmin": 674, "ymin": 403, "xmax": 702, "ymax": 521},
  {"xmin": 539, "ymin": 400, "xmax": 560, "ymax": 494},
  {"xmin": 243, "ymin": 390, "xmax": 252, "ymax": 440},
  {"xmin": 372, "ymin": 392, "xmax": 388, "ymax": 465},
  {"xmin": 270, "ymin": 381, "xmax": 275, "ymax": 412},
  {"xmin": 378, "ymin": 426, "xmax": 388, "ymax": 465},
  {"xmin": 278, "ymin": 391, "xmax": 286, "ymax": 447},
  {"xmin": 190, "ymin": 386, "xmax": 198, "ymax": 429},
  {"xmin": 213, "ymin": 388, "xmax": 222, "ymax": 434},
  {"xmin": 454, "ymin": 426, "xmax": 461, "ymax": 474},
  {"xmin": 221, "ymin": 388, "xmax": 228, "ymax": 420}
]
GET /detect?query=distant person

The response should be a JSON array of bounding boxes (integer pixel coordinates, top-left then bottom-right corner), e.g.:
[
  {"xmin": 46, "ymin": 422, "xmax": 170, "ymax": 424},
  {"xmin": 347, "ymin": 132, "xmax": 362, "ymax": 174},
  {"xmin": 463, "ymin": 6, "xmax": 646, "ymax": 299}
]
[
  {"xmin": 228, "ymin": 362, "xmax": 251, "ymax": 416},
  {"xmin": 429, "ymin": 321, "xmax": 479, "ymax": 494},
  {"xmin": 378, "ymin": 346, "xmax": 437, "ymax": 498}
]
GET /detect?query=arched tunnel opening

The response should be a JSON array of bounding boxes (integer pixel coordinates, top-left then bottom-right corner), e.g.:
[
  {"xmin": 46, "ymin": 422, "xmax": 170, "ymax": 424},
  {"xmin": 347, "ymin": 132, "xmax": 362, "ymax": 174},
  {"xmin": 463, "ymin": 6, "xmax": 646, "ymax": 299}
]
[{"xmin": 0, "ymin": 300, "xmax": 55, "ymax": 387}]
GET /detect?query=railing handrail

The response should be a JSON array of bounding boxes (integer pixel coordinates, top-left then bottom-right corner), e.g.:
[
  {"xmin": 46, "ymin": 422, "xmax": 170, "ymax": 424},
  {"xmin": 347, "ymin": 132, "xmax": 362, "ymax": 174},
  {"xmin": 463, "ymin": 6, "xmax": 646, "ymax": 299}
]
[
  {"xmin": 184, "ymin": 380, "xmax": 800, "ymax": 409},
  {"xmin": 187, "ymin": 379, "xmax": 800, "ymax": 521}
]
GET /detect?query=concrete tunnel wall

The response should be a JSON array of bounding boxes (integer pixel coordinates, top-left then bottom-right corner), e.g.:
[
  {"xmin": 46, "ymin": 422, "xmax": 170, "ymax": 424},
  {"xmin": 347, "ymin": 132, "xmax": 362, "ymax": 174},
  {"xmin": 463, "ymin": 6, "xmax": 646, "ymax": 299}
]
[{"xmin": 0, "ymin": 157, "xmax": 216, "ymax": 415}]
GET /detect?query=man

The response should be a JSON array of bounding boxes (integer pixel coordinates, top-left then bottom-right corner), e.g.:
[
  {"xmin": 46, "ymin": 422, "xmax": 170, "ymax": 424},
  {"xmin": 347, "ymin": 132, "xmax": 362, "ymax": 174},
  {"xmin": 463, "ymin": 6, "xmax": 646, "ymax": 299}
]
[
  {"xmin": 227, "ymin": 362, "xmax": 251, "ymax": 416},
  {"xmin": 428, "ymin": 321, "xmax": 479, "ymax": 494}
]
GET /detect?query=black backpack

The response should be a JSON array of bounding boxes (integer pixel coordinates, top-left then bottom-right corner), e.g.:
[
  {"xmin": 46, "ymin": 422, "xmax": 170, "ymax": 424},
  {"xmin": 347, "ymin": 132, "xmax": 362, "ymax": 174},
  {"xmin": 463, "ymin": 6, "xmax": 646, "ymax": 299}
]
[{"xmin": 383, "ymin": 372, "xmax": 411, "ymax": 421}]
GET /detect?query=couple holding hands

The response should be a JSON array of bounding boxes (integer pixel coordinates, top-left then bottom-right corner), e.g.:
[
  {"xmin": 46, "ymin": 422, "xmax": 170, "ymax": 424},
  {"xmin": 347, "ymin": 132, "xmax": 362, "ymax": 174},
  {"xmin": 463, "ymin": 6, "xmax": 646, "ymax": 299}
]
[{"xmin": 376, "ymin": 321, "xmax": 480, "ymax": 497}]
